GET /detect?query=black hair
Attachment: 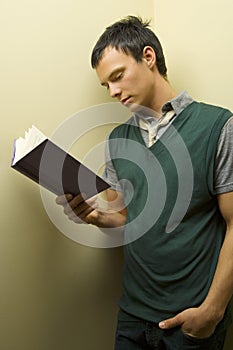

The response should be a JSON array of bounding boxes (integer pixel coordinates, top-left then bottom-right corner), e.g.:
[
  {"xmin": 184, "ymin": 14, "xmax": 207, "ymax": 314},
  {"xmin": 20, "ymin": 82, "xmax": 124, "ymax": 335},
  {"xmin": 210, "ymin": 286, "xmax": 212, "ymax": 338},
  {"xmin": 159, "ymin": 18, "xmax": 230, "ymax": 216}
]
[{"xmin": 91, "ymin": 15, "xmax": 167, "ymax": 78}]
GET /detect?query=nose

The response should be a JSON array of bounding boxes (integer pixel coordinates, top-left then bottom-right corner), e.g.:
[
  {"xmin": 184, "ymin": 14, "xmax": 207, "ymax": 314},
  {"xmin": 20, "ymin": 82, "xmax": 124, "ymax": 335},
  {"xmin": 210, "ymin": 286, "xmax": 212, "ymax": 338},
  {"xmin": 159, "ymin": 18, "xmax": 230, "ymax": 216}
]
[{"xmin": 109, "ymin": 83, "xmax": 121, "ymax": 99}]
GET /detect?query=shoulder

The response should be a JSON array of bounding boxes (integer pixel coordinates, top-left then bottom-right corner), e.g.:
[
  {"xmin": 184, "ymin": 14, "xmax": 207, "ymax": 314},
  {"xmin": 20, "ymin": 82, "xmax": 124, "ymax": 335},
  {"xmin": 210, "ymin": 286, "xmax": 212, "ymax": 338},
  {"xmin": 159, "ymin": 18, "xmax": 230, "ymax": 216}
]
[
  {"xmin": 214, "ymin": 116, "xmax": 233, "ymax": 194},
  {"xmin": 198, "ymin": 102, "xmax": 232, "ymax": 117},
  {"xmin": 217, "ymin": 115, "xmax": 233, "ymax": 153},
  {"xmin": 186, "ymin": 102, "xmax": 233, "ymax": 131}
]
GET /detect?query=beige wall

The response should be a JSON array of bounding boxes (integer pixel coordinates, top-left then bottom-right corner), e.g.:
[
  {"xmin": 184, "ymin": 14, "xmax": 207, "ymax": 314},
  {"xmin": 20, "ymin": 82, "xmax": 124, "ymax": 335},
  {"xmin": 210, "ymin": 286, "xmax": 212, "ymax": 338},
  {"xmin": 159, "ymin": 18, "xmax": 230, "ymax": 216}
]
[
  {"xmin": 155, "ymin": 1, "xmax": 233, "ymax": 349},
  {"xmin": 155, "ymin": 0, "xmax": 233, "ymax": 110},
  {"xmin": 2, "ymin": 1, "xmax": 232, "ymax": 348},
  {"xmin": 0, "ymin": 2, "xmax": 154, "ymax": 350}
]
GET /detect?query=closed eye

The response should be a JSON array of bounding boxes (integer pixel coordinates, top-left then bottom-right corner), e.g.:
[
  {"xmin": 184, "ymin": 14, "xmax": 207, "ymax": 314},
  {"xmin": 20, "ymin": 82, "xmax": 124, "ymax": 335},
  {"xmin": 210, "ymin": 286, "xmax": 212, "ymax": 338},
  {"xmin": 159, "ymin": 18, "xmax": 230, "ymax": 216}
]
[
  {"xmin": 112, "ymin": 72, "xmax": 123, "ymax": 82},
  {"xmin": 100, "ymin": 69, "xmax": 124, "ymax": 89}
]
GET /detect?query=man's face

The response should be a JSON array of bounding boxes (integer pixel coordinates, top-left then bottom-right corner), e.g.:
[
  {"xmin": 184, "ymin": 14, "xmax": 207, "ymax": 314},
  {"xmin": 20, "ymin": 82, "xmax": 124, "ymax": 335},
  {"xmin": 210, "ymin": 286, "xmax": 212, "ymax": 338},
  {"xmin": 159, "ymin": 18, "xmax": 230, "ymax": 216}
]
[{"xmin": 96, "ymin": 46, "xmax": 156, "ymax": 113}]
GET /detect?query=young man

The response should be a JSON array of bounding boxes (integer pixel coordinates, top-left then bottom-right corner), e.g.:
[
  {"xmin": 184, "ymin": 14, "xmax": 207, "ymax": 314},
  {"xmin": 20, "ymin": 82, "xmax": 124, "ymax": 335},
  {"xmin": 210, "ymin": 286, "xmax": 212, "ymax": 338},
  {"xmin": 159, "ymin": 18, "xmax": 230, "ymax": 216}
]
[{"xmin": 56, "ymin": 16, "xmax": 233, "ymax": 350}]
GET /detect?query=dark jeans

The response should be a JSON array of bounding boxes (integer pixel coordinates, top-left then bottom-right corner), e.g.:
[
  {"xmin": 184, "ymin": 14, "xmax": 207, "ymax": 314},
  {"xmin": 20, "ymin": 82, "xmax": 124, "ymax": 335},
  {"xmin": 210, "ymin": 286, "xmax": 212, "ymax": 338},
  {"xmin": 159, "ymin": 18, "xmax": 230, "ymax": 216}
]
[{"xmin": 114, "ymin": 319, "xmax": 227, "ymax": 350}]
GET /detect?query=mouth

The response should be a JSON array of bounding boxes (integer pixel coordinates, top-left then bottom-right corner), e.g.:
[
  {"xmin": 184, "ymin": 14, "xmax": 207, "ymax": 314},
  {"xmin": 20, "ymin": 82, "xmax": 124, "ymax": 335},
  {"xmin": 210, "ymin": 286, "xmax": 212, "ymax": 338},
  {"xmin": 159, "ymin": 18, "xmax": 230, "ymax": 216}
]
[{"xmin": 120, "ymin": 97, "xmax": 132, "ymax": 106}]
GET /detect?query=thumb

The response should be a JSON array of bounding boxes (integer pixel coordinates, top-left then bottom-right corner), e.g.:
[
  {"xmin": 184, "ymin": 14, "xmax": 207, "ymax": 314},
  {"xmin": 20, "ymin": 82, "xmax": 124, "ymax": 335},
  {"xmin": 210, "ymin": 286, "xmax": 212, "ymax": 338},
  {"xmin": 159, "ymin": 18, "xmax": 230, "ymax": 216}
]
[{"xmin": 159, "ymin": 313, "xmax": 183, "ymax": 329}]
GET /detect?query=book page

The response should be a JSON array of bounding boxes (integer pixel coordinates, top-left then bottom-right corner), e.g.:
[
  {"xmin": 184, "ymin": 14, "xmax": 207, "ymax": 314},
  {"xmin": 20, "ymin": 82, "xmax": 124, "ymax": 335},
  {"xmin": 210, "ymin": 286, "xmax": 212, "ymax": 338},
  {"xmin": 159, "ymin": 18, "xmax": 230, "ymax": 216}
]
[{"xmin": 12, "ymin": 125, "xmax": 47, "ymax": 165}]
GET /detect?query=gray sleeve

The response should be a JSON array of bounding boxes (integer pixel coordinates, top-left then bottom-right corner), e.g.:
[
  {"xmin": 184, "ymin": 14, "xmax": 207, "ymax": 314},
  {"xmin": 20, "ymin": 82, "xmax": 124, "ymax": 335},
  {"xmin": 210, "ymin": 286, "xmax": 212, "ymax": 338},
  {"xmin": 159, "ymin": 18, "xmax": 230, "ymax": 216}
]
[
  {"xmin": 102, "ymin": 136, "xmax": 123, "ymax": 192},
  {"xmin": 214, "ymin": 116, "xmax": 233, "ymax": 194}
]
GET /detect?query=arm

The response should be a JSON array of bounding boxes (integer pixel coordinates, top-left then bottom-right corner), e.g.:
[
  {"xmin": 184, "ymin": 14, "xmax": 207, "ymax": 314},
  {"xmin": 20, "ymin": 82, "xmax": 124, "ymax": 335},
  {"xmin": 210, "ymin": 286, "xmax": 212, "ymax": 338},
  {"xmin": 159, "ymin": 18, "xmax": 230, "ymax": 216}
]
[
  {"xmin": 159, "ymin": 191, "xmax": 233, "ymax": 338},
  {"xmin": 56, "ymin": 188, "xmax": 127, "ymax": 228}
]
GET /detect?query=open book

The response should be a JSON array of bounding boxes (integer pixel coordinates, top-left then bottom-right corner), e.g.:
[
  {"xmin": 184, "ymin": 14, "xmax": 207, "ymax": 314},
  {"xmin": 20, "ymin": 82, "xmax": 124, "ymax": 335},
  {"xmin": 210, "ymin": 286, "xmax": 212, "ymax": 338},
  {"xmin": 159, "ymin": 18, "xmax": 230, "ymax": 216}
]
[{"xmin": 11, "ymin": 126, "xmax": 110, "ymax": 198}]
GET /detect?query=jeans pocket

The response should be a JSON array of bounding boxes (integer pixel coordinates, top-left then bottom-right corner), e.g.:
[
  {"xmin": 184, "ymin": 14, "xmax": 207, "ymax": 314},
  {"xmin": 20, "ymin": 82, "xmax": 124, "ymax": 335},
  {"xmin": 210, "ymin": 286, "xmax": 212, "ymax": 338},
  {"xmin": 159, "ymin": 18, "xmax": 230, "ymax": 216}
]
[
  {"xmin": 182, "ymin": 332, "xmax": 211, "ymax": 343},
  {"xmin": 181, "ymin": 329, "xmax": 214, "ymax": 345}
]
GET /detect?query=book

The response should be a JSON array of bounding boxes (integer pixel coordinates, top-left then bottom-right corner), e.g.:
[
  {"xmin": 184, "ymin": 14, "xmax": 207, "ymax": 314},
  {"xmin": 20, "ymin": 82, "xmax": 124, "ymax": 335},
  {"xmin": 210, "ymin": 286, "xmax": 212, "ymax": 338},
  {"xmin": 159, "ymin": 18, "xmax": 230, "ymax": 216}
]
[{"xmin": 11, "ymin": 125, "xmax": 110, "ymax": 198}]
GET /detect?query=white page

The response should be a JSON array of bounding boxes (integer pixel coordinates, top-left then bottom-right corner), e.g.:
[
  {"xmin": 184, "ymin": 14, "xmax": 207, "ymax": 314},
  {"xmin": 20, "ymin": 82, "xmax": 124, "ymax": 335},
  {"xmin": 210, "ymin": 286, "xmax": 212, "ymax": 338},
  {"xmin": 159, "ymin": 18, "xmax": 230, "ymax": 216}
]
[{"xmin": 12, "ymin": 125, "xmax": 47, "ymax": 166}]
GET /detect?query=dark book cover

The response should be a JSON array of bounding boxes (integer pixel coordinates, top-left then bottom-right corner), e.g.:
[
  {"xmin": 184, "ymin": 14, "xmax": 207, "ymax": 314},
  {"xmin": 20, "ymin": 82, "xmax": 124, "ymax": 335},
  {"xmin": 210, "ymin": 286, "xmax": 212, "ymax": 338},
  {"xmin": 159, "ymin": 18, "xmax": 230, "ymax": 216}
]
[{"xmin": 11, "ymin": 138, "xmax": 110, "ymax": 199}]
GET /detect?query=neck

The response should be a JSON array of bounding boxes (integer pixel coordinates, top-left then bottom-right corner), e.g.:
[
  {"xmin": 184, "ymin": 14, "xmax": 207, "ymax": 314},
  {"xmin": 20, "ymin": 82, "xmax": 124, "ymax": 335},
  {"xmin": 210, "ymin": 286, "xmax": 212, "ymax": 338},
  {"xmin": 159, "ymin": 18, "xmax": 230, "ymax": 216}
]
[
  {"xmin": 152, "ymin": 75, "xmax": 177, "ymax": 115},
  {"xmin": 134, "ymin": 74, "xmax": 177, "ymax": 119}
]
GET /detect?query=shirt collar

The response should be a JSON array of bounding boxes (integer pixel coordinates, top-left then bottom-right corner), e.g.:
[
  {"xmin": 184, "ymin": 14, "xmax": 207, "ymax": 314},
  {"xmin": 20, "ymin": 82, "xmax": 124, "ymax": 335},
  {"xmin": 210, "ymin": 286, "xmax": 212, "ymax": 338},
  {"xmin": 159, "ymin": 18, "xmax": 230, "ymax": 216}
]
[
  {"xmin": 162, "ymin": 90, "xmax": 194, "ymax": 116},
  {"xmin": 134, "ymin": 90, "xmax": 194, "ymax": 125}
]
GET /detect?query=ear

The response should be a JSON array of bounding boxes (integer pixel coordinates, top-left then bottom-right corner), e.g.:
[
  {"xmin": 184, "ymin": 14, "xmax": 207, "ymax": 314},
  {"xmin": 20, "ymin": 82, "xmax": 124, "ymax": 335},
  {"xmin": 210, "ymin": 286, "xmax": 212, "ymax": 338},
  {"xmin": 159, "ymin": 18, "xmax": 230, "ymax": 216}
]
[{"xmin": 142, "ymin": 46, "xmax": 156, "ymax": 69}]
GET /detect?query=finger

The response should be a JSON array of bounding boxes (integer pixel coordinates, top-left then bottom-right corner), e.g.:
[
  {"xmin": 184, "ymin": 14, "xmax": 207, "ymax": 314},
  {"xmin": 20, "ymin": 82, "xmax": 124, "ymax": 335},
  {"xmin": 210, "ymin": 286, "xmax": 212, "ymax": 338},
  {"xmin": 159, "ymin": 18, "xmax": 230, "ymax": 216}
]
[
  {"xmin": 159, "ymin": 314, "xmax": 183, "ymax": 329},
  {"xmin": 62, "ymin": 194, "xmax": 86, "ymax": 214},
  {"xmin": 72, "ymin": 217, "xmax": 89, "ymax": 224},
  {"xmin": 64, "ymin": 198, "xmax": 91, "ymax": 216},
  {"xmin": 67, "ymin": 212, "xmax": 88, "ymax": 224},
  {"xmin": 66, "ymin": 196, "xmax": 98, "ymax": 218},
  {"xmin": 78, "ymin": 204, "xmax": 98, "ymax": 220},
  {"xmin": 74, "ymin": 200, "xmax": 98, "ymax": 220},
  {"xmin": 68, "ymin": 202, "xmax": 98, "ymax": 224},
  {"xmin": 56, "ymin": 194, "xmax": 73, "ymax": 205},
  {"xmin": 67, "ymin": 195, "xmax": 98, "ymax": 214},
  {"xmin": 68, "ymin": 206, "xmax": 96, "ymax": 223},
  {"xmin": 67, "ymin": 193, "xmax": 88, "ymax": 209}
]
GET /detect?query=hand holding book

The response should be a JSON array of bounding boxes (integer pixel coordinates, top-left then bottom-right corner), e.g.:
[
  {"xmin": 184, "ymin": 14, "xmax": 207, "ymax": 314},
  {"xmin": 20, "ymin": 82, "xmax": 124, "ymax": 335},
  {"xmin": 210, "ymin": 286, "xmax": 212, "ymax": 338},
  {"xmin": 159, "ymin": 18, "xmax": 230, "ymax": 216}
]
[{"xmin": 56, "ymin": 193, "xmax": 99, "ymax": 225}]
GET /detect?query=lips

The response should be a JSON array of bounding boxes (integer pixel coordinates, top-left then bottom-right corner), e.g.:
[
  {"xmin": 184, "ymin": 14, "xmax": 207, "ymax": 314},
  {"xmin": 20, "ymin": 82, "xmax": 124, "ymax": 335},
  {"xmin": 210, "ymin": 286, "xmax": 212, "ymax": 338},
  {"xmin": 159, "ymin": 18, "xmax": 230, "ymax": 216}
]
[{"xmin": 120, "ymin": 97, "xmax": 131, "ymax": 105}]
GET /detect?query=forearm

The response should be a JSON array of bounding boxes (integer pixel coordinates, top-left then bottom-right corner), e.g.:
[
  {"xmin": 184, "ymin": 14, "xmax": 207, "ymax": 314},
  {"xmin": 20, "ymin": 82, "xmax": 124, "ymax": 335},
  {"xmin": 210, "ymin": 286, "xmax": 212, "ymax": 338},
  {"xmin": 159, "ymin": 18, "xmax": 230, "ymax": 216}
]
[{"xmin": 201, "ymin": 226, "xmax": 233, "ymax": 321}]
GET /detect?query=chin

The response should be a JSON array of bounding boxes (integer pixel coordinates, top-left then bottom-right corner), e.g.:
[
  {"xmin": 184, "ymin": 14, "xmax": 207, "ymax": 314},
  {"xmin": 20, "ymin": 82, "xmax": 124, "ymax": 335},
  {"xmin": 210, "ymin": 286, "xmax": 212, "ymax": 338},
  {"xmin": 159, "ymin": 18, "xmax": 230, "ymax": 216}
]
[
  {"xmin": 126, "ymin": 102, "xmax": 142, "ymax": 112},
  {"xmin": 127, "ymin": 102, "xmax": 152, "ymax": 115}
]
